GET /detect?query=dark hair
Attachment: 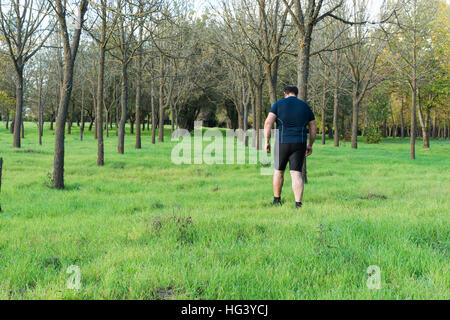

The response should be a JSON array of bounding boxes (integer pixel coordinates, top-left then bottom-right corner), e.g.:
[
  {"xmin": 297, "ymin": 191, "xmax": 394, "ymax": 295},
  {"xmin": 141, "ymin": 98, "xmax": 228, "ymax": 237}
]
[{"xmin": 283, "ymin": 85, "xmax": 299, "ymax": 96}]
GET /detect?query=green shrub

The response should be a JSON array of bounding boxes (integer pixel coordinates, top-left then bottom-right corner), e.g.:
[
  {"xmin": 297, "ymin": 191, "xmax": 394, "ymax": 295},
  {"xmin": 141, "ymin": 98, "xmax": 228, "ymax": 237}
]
[{"xmin": 366, "ymin": 126, "xmax": 382, "ymax": 144}]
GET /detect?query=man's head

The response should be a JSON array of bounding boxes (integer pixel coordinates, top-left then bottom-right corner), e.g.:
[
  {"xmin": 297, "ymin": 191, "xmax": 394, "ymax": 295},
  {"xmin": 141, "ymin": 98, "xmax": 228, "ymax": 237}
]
[{"xmin": 283, "ymin": 85, "xmax": 299, "ymax": 98}]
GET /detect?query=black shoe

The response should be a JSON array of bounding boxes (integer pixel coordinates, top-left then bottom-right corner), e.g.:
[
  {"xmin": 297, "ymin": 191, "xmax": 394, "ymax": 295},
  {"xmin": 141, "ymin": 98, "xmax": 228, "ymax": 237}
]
[
  {"xmin": 295, "ymin": 202, "xmax": 302, "ymax": 209},
  {"xmin": 272, "ymin": 197, "xmax": 282, "ymax": 206}
]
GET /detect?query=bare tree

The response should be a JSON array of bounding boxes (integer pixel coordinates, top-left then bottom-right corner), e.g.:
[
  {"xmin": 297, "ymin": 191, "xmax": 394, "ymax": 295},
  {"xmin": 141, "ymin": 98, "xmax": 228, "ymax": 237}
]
[
  {"xmin": 112, "ymin": 0, "xmax": 139, "ymax": 154},
  {"xmin": 0, "ymin": 0, "xmax": 53, "ymax": 148},
  {"xmin": 383, "ymin": 0, "xmax": 438, "ymax": 159},
  {"xmin": 51, "ymin": 0, "xmax": 89, "ymax": 189},
  {"xmin": 110, "ymin": 0, "xmax": 159, "ymax": 153},
  {"xmin": 343, "ymin": 0, "xmax": 387, "ymax": 149},
  {"xmin": 84, "ymin": 0, "xmax": 119, "ymax": 164}
]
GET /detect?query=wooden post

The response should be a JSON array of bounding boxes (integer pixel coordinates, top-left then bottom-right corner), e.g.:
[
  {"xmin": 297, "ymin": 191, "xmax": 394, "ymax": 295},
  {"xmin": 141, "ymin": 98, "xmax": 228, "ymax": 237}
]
[{"xmin": 0, "ymin": 157, "xmax": 3, "ymax": 212}]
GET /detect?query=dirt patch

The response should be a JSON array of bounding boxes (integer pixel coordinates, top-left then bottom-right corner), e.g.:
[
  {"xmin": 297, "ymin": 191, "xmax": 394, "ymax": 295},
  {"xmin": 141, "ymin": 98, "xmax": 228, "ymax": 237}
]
[
  {"xmin": 151, "ymin": 201, "xmax": 164, "ymax": 210},
  {"xmin": 357, "ymin": 193, "xmax": 388, "ymax": 200},
  {"xmin": 15, "ymin": 149, "xmax": 46, "ymax": 154},
  {"xmin": 193, "ymin": 168, "xmax": 212, "ymax": 177},
  {"xmin": 153, "ymin": 286, "xmax": 175, "ymax": 300},
  {"xmin": 367, "ymin": 193, "xmax": 388, "ymax": 200},
  {"xmin": 151, "ymin": 216, "xmax": 163, "ymax": 231},
  {"xmin": 41, "ymin": 256, "xmax": 62, "ymax": 270},
  {"xmin": 112, "ymin": 162, "xmax": 125, "ymax": 169}
]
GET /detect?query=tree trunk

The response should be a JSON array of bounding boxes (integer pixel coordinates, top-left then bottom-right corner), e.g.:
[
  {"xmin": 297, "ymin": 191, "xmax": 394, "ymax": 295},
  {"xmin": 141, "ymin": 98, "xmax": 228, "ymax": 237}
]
[
  {"xmin": 118, "ymin": 61, "xmax": 128, "ymax": 154},
  {"xmin": 424, "ymin": 109, "xmax": 430, "ymax": 148},
  {"xmin": 443, "ymin": 119, "xmax": 446, "ymax": 138},
  {"xmin": 333, "ymin": 88, "xmax": 339, "ymax": 147},
  {"xmin": 410, "ymin": 84, "xmax": 416, "ymax": 160},
  {"xmin": 432, "ymin": 111, "xmax": 437, "ymax": 138},
  {"xmin": 158, "ymin": 56, "xmax": 164, "ymax": 143},
  {"xmin": 67, "ymin": 101, "xmax": 72, "ymax": 135},
  {"xmin": 13, "ymin": 66, "xmax": 24, "ymax": 148},
  {"xmin": 135, "ymin": 18, "xmax": 143, "ymax": 149},
  {"xmin": 255, "ymin": 83, "xmax": 263, "ymax": 150},
  {"xmin": 351, "ymin": 84, "xmax": 360, "ymax": 149},
  {"xmin": 21, "ymin": 114, "xmax": 24, "ymax": 139},
  {"xmin": 243, "ymin": 98, "xmax": 249, "ymax": 147},
  {"xmin": 171, "ymin": 104, "xmax": 175, "ymax": 135},
  {"xmin": 80, "ymin": 88, "xmax": 85, "ymax": 141},
  {"xmin": 135, "ymin": 80, "xmax": 142, "ymax": 148},
  {"xmin": 400, "ymin": 98, "xmax": 405, "ymax": 138},
  {"xmin": 297, "ymin": 37, "xmax": 312, "ymax": 183},
  {"xmin": 266, "ymin": 63, "xmax": 278, "ymax": 105},
  {"xmin": 38, "ymin": 91, "xmax": 43, "ymax": 146},
  {"xmin": 321, "ymin": 84, "xmax": 326, "ymax": 145},
  {"xmin": 151, "ymin": 83, "xmax": 156, "ymax": 144},
  {"xmin": 361, "ymin": 111, "xmax": 365, "ymax": 137},
  {"xmin": 237, "ymin": 106, "xmax": 244, "ymax": 142},
  {"xmin": 115, "ymin": 103, "xmax": 119, "ymax": 137},
  {"xmin": 250, "ymin": 81, "xmax": 256, "ymax": 148},
  {"xmin": 297, "ymin": 35, "xmax": 311, "ymax": 103},
  {"xmin": 106, "ymin": 109, "xmax": 109, "ymax": 138},
  {"xmin": 52, "ymin": 0, "xmax": 88, "ymax": 189},
  {"xmin": 53, "ymin": 62, "xmax": 75, "ymax": 188},
  {"xmin": 96, "ymin": 30, "xmax": 105, "ymax": 165}
]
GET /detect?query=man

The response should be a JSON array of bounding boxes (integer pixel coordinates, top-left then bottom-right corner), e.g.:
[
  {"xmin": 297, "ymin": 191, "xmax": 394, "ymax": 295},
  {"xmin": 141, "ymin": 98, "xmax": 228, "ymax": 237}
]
[{"xmin": 264, "ymin": 85, "xmax": 317, "ymax": 209}]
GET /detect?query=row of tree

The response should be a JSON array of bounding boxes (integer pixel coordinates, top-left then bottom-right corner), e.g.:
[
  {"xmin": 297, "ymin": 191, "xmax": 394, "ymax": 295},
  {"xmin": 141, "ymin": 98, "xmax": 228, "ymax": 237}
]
[{"xmin": 0, "ymin": 0, "xmax": 448, "ymax": 188}]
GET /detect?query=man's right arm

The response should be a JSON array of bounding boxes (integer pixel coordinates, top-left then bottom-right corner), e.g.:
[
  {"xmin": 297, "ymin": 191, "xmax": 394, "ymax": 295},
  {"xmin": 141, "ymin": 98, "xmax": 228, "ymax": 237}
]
[
  {"xmin": 264, "ymin": 112, "xmax": 277, "ymax": 153},
  {"xmin": 307, "ymin": 120, "xmax": 317, "ymax": 157}
]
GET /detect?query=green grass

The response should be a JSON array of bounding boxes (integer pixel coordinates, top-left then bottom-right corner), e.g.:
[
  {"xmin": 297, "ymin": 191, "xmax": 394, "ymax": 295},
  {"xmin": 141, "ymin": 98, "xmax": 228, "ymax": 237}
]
[{"xmin": 0, "ymin": 122, "xmax": 448, "ymax": 299}]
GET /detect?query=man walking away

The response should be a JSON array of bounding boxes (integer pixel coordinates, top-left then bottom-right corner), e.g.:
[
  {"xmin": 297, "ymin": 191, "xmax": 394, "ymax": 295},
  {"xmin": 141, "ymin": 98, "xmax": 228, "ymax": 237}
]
[{"xmin": 264, "ymin": 85, "xmax": 317, "ymax": 209}]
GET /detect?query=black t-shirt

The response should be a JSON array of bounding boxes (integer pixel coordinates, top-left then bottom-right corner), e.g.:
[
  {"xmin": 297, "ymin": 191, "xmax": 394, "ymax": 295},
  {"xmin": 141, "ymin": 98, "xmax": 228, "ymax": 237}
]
[{"xmin": 269, "ymin": 96, "xmax": 315, "ymax": 144}]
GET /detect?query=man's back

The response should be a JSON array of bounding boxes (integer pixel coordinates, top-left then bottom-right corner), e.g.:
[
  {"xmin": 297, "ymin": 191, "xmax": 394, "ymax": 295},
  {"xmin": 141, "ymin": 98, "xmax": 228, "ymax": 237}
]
[{"xmin": 270, "ymin": 96, "xmax": 315, "ymax": 144}]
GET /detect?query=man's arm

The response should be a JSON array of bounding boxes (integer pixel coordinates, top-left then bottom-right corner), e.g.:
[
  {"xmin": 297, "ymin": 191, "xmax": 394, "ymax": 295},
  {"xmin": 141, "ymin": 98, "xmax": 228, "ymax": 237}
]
[
  {"xmin": 306, "ymin": 120, "xmax": 317, "ymax": 157},
  {"xmin": 264, "ymin": 112, "xmax": 277, "ymax": 153}
]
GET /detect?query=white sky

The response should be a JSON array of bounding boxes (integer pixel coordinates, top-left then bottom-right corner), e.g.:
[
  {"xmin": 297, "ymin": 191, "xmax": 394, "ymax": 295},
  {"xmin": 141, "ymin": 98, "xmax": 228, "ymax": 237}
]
[{"xmin": 367, "ymin": 0, "xmax": 384, "ymax": 18}]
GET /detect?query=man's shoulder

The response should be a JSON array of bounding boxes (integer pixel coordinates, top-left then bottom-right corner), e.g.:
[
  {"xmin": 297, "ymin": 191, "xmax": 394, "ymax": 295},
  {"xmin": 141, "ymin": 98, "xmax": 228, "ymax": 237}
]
[
  {"xmin": 274, "ymin": 98, "xmax": 286, "ymax": 105},
  {"xmin": 271, "ymin": 98, "xmax": 286, "ymax": 113},
  {"xmin": 295, "ymin": 98, "xmax": 308, "ymax": 105},
  {"xmin": 297, "ymin": 98, "xmax": 312, "ymax": 110}
]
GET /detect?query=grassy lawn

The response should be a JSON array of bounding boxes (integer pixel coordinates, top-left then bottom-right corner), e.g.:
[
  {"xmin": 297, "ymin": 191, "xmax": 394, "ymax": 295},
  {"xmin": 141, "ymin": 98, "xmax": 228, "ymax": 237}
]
[{"xmin": 0, "ymin": 122, "xmax": 448, "ymax": 299}]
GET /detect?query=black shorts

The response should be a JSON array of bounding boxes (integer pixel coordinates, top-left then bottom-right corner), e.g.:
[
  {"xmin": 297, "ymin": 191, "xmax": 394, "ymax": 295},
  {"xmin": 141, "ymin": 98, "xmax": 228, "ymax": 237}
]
[{"xmin": 274, "ymin": 143, "xmax": 307, "ymax": 172}]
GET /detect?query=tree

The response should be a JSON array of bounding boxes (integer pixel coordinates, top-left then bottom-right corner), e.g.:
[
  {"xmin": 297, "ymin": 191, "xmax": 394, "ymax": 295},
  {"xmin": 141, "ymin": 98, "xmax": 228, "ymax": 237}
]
[
  {"xmin": 343, "ymin": 0, "xmax": 387, "ymax": 149},
  {"xmin": 51, "ymin": 0, "xmax": 89, "ymax": 189},
  {"xmin": 0, "ymin": 0, "xmax": 53, "ymax": 148},
  {"xmin": 383, "ymin": 0, "xmax": 438, "ymax": 159},
  {"xmin": 85, "ymin": 0, "xmax": 119, "ymax": 164}
]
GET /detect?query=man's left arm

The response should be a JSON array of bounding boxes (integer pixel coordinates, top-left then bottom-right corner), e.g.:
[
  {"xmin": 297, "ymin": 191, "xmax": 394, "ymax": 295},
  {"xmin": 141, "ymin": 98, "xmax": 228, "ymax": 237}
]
[{"xmin": 306, "ymin": 120, "xmax": 317, "ymax": 157}]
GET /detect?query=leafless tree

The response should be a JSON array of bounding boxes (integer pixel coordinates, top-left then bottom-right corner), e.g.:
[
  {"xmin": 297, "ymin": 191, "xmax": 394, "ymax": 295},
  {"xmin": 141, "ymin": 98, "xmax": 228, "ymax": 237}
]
[
  {"xmin": 51, "ymin": 0, "xmax": 89, "ymax": 189},
  {"xmin": 383, "ymin": 0, "xmax": 438, "ymax": 159},
  {"xmin": 0, "ymin": 0, "xmax": 54, "ymax": 147}
]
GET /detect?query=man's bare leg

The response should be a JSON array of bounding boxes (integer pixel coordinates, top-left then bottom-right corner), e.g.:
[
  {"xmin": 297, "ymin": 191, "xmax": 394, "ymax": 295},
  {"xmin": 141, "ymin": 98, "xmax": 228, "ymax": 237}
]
[
  {"xmin": 290, "ymin": 170, "xmax": 304, "ymax": 203},
  {"xmin": 273, "ymin": 170, "xmax": 284, "ymax": 198}
]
